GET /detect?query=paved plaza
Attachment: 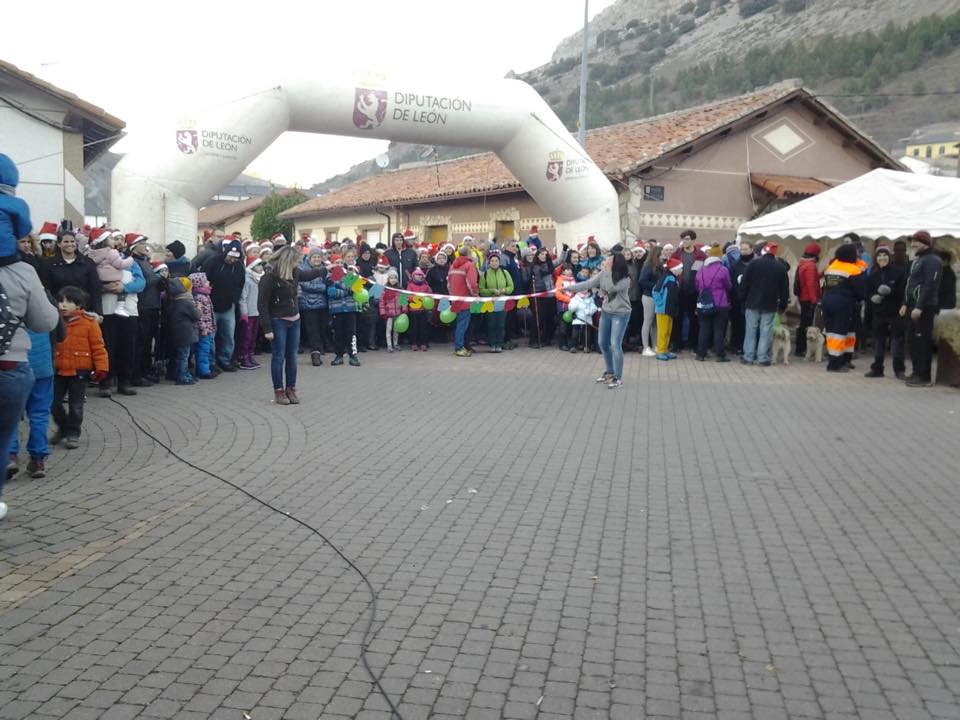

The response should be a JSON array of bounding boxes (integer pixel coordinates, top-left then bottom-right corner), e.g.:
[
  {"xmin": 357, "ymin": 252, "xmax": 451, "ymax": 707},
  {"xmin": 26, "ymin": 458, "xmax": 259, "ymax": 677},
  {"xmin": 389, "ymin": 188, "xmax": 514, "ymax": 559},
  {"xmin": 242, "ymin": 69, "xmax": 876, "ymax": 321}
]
[{"xmin": 1, "ymin": 348, "xmax": 959, "ymax": 720}]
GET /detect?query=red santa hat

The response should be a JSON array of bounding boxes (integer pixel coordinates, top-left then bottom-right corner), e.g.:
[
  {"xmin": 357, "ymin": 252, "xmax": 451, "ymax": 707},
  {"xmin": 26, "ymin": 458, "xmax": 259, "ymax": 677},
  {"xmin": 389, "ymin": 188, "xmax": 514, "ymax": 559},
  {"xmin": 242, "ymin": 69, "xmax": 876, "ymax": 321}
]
[
  {"xmin": 667, "ymin": 257, "xmax": 683, "ymax": 273},
  {"xmin": 529, "ymin": 225, "xmax": 539, "ymax": 238},
  {"xmin": 38, "ymin": 222, "xmax": 59, "ymax": 242},
  {"xmin": 246, "ymin": 256, "xmax": 262, "ymax": 270},
  {"xmin": 89, "ymin": 227, "xmax": 112, "ymax": 247},
  {"xmin": 259, "ymin": 245, "xmax": 273, "ymax": 256},
  {"xmin": 153, "ymin": 263, "xmax": 168, "ymax": 274},
  {"xmin": 109, "ymin": 229, "xmax": 124, "ymax": 239},
  {"xmin": 376, "ymin": 254, "xmax": 390, "ymax": 268},
  {"xmin": 124, "ymin": 233, "xmax": 147, "ymax": 249},
  {"xmin": 417, "ymin": 244, "xmax": 430, "ymax": 255},
  {"xmin": 271, "ymin": 232, "xmax": 286, "ymax": 245},
  {"xmin": 402, "ymin": 228, "xmax": 417, "ymax": 244}
]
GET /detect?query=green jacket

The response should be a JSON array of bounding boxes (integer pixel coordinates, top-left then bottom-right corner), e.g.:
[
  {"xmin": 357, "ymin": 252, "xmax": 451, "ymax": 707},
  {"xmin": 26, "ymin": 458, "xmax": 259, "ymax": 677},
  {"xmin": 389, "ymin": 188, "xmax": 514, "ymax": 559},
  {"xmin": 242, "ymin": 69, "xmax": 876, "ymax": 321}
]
[{"xmin": 479, "ymin": 268, "xmax": 514, "ymax": 296}]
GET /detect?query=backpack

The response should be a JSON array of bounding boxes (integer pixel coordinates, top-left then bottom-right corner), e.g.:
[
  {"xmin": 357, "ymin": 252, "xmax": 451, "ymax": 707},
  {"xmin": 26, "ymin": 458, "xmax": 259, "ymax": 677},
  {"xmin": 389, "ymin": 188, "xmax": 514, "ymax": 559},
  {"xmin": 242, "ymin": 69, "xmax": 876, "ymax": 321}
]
[
  {"xmin": 696, "ymin": 265, "xmax": 720, "ymax": 316},
  {"xmin": 0, "ymin": 278, "xmax": 23, "ymax": 356}
]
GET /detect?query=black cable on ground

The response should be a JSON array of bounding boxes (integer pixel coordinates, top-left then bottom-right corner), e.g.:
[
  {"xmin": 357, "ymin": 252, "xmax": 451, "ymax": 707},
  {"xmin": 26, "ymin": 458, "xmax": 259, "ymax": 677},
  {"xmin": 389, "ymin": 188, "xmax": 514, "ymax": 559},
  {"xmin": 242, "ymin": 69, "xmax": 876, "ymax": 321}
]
[{"xmin": 107, "ymin": 397, "xmax": 404, "ymax": 720}]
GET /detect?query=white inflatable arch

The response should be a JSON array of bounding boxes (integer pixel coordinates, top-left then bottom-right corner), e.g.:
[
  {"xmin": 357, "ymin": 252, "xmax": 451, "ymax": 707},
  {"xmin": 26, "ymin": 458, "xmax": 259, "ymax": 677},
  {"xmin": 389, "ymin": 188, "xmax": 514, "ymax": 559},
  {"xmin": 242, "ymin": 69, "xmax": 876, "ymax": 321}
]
[{"xmin": 111, "ymin": 74, "xmax": 620, "ymax": 254}]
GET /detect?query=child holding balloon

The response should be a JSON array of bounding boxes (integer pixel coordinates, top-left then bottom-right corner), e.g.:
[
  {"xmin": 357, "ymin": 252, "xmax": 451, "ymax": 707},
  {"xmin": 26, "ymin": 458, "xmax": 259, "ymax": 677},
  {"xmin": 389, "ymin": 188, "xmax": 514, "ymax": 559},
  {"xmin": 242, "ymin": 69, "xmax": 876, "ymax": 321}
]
[
  {"xmin": 327, "ymin": 263, "xmax": 362, "ymax": 367},
  {"xmin": 406, "ymin": 267, "xmax": 431, "ymax": 351},
  {"xmin": 379, "ymin": 268, "xmax": 403, "ymax": 352}
]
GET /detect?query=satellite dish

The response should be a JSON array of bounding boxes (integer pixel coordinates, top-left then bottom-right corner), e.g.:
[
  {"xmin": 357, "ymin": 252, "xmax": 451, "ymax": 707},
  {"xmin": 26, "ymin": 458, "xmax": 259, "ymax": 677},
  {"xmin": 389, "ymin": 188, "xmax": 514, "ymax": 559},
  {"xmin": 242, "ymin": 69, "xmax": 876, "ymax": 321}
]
[
  {"xmin": 419, "ymin": 146, "xmax": 437, "ymax": 160},
  {"xmin": 375, "ymin": 153, "xmax": 390, "ymax": 169}
]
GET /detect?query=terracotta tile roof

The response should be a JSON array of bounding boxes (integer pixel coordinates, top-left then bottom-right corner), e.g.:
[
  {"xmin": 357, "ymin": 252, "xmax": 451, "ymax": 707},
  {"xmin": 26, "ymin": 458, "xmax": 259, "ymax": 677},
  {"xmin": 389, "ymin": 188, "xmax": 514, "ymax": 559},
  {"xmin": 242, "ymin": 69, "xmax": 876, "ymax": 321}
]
[
  {"xmin": 281, "ymin": 81, "xmax": 898, "ymax": 220},
  {"xmin": 750, "ymin": 173, "xmax": 834, "ymax": 199},
  {"xmin": 0, "ymin": 58, "xmax": 125, "ymax": 131},
  {"xmin": 198, "ymin": 189, "xmax": 300, "ymax": 227}
]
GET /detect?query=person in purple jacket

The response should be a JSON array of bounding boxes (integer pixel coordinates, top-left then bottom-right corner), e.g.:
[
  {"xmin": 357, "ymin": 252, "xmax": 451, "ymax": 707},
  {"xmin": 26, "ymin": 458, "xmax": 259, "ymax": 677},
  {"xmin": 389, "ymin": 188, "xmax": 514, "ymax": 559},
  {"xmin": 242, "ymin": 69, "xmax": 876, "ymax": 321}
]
[{"xmin": 695, "ymin": 245, "xmax": 733, "ymax": 362}]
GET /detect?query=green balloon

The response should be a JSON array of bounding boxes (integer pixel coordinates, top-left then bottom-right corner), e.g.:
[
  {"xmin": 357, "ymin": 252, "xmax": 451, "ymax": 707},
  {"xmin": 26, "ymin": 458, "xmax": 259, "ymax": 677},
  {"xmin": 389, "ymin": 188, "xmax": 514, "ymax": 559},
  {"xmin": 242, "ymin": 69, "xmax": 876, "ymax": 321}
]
[
  {"xmin": 421, "ymin": 296, "xmax": 435, "ymax": 310},
  {"xmin": 394, "ymin": 313, "xmax": 410, "ymax": 333},
  {"xmin": 398, "ymin": 294, "xmax": 409, "ymax": 307},
  {"xmin": 562, "ymin": 310, "xmax": 573, "ymax": 324},
  {"xmin": 354, "ymin": 289, "xmax": 369, "ymax": 305},
  {"xmin": 469, "ymin": 301, "xmax": 482, "ymax": 315},
  {"xmin": 440, "ymin": 309, "xmax": 456, "ymax": 324}
]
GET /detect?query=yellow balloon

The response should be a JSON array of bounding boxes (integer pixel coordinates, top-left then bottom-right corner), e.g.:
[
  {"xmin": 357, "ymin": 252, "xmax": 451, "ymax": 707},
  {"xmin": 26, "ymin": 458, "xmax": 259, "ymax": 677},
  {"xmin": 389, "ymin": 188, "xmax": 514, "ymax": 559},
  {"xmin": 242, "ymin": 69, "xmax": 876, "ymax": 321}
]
[
  {"xmin": 351, "ymin": 279, "xmax": 365, "ymax": 293},
  {"xmin": 409, "ymin": 297, "xmax": 423, "ymax": 310},
  {"xmin": 481, "ymin": 301, "xmax": 494, "ymax": 313},
  {"xmin": 517, "ymin": 297, "xmax": 530, "ymax": 309}
]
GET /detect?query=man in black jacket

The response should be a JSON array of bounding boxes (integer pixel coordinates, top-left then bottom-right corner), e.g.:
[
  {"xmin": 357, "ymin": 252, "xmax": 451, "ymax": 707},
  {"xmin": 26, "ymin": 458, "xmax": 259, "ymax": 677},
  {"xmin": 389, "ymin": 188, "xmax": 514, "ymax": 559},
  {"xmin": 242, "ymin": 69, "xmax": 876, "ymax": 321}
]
[
  {"xmin": 900, "ymin": 231, "xmax": 942, "ymax": 387},
  {"xmin": 739, "ymin": 241, "xmax": 789, "ymax": 366},
  {"xmin": 202, "ymin": 239, "xmax": 246, "ymax": 371}
]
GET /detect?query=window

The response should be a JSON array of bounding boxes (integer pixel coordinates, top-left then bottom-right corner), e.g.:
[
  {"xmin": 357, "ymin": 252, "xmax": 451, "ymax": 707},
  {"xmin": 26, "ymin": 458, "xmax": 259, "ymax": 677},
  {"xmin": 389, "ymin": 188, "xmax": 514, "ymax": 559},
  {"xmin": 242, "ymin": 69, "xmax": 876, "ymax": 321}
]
[
  {"xmin": 912, "ymin": 147, "xmax": 920, "ymax": 156},
  {"xmin": 495, "ymin": 220, "xmax": 515, "ymax": 242},
  {"xmin": 925, "ymin": 146, "xmax": 932, "ymax": 158},
  {"xmin": 325, "ymin": 229, "xmax": 338, "ymax": 243},
  {"xmin": 364, "ymin": 229, "xmax": 381, "ymax": 246},
  {"xmin": 940, "ymin": 145, "xmax": 947, "ymax": 156},
  {"xmin": 643, "ymin": 185, "xmax": 665, "ymax": 201}
]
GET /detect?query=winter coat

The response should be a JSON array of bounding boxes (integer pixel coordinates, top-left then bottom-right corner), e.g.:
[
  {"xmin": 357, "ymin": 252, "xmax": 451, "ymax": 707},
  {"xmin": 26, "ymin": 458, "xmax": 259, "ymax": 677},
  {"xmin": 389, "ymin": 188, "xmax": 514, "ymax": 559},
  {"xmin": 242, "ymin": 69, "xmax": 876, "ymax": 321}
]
[
  {"xmin": 530, "ymin": 260, "xmax": 555, "ymax": 293},
  {"xmin": 298, "ymin": 255, "xmax": 328, "ymax": 311},
  {"xmin": 258, "ymin": 265, "xmax": 325, "ymax": 331},
  {"xmin": 239, "ymin": 268, "xmax": 261, "ymax": 318},
  {"xmin": 729, "ymin": 254, "xmax": 754, "ymax": 306},
  {"xmin": 627, "ymin": 260, "xmax": 641, "ymax": 302},
  {"xmin": 580, "ymin": 255, "xmax": 603, "ymax": 273},
  {"xmin": 822, "ymin": 259, "xmax": 866, "ymax": 307},
  {"xmin": 189, "ymin": 242, "xmax": 219, "ymax": 274},
  {"xmin": 866, "ymin": 263, "xmax": 906, "ymax": 319},
  {"xmin": 385, "ymin": 247, "xmax": 418, "ymax": 283},
  {"xmin": 0, "ymin": 154, "xmax": 31, "ymax": 256},
  {"xmin": 938, "ymin": 263, "xmax": 956, "ymax": 310},
  {"xmin": 201, "ymin": 254, "xmax": 246, "ymax": 312},
  {"xmin": 553, "ymin": 274, "xmax": 574, "ymax": 307},
  {"xmin": 568, "ymin": 292, "xmax": 598, "ymax": 325},
  {"xmin": 0, "ymin": 260, "xmax": 59, "ymax": 363},
  {"xmin": 565, "ymin": 269, "xmax": 632, "ymax": 316},
  {"xmin": 166, "ymin": 279, "xmax": 200, "ymax": 347},
  {"xmin": 637, "ymin": 263, "xmax": 657, "ymax": 298},
  {"xmin": 694, "ymin": 257, "xmax": 733, "ymax": 310},
  {"xmin": 501, "ymin": 250, "xmax": 522, "ymax": 294},
  {"xmin": 166, "ymin": 255, "xmax": 191, "ymax": 278},
  {"xmin": 479, "ymin": 268, "xmax": 515, "ymax": 298},
  {"xmin": 653, "ymin": 273, "xmax": 680, "ymax": 316},
  {"xmin": 54, "ymin": 312, "xmax": 109, "ymax": 376},
  {"xmin": 87, "ymin": 246, "xmax": 134, "ymax": 284},
  {"xmin": 740, "ymin": 254, "xmax": 789, "ymax": 314},
  {"xmin": 40, "ymin": 253, "xmax": 103, "ymax": 316},
  {"xmin": 904, "ymin": 247, "xmax": 942, "ymax": 309},
  {"xmin": 447, "ymin": 255, "xmax": 479, "ymax": 312},
  {"xmin": 326, "ymin": 269, "xmax": 359, "ymax": 316},
  {"xmin": 188, "ymin": 272, "xmax": 216, "ymax": 337},
  {"xmin": 379, "ymin": 286, "xmax": 403, "ymax": 319},
  {"xmin": 406, "ymin": 279, "xmax": 431, "ymax": 312},
  {"xmin": 426, "ymin": 263, "xmax": 449, "ymax": 295},
  {"xmin": 134, "ymin": 256, "xmax": 163, "ymax": 311},
  {"xmin": 794, "ymin": 257, "xmax": 822, "ymax": 304}
]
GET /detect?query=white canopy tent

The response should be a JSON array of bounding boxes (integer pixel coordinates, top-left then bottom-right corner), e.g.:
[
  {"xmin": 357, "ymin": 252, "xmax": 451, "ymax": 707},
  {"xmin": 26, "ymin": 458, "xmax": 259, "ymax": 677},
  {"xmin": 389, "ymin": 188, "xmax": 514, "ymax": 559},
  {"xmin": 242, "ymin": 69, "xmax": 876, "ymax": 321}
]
[{"xmin": 737, "ymin": 169, "xmax": 960, "ymax": 242}]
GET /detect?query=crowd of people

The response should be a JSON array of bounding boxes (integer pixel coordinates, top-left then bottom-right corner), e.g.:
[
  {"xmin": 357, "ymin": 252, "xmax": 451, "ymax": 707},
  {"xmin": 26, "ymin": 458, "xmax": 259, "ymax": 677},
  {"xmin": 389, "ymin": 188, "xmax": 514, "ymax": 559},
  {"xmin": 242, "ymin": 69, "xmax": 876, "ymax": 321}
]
[{"xmin": 1, "ymin": 145, "xmax": 956, "ymax": 519}]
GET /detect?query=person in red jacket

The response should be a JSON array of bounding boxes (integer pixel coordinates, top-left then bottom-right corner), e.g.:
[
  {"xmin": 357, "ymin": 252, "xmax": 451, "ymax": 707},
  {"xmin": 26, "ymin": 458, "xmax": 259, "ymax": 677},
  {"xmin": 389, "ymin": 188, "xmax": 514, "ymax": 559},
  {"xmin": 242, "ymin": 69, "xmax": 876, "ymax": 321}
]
[
  {"xmin": 447, "ymin": 252, "xmax": 479, "ymax": 357},
  {"xmin": 794, "ymin": 242, "xmax": 822, "ymax": 357}
]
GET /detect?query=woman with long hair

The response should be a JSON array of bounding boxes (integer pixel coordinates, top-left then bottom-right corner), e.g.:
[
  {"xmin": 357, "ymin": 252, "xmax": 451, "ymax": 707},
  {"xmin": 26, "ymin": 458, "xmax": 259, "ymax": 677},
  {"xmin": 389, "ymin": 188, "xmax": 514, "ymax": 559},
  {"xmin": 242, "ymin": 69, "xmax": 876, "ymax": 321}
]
[
  {"xmin": 257, "ymin": 245, "xmax": 324, "ymax": 405},
  {"xmin": 637, "ymin": 246, "xmax": 661, "ymax": 356},
  {"xmin": 563, "ymin": 252, "xmax": 633, "ymax": 389},
  {"xmin": 530, "ymin": 246, "xmax": 556, "ymax": 347}
]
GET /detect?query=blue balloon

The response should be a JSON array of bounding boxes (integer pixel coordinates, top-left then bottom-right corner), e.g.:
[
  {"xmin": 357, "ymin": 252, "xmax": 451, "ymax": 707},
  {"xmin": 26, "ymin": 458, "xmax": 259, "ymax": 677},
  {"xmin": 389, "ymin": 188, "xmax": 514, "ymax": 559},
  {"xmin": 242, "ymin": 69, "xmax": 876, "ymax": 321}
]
[
  {"xmin": 369, "ymin": 284, "xmax": 384, "ymax": 300},
  {"xmin": 439, "ymin": 299, "xmax": 451, "ymax": 312},
  {"xmin": 493, "ymin": 299, "xmax": 505, "ymax": 312}
]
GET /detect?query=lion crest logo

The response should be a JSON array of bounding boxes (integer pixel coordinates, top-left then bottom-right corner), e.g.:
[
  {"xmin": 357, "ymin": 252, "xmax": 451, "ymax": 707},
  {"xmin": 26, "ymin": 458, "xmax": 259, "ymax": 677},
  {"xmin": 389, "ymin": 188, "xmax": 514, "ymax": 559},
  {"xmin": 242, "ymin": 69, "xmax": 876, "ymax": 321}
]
[
  {"xmin": 353, "ymin": 88, "xmax": 387, "ymax": 130},
  {"xmin": 546, "ymin": 150, "xmax": 565, "ymax": 182},
  {"xmin": 176, "ymin": 129, "xmax": 199, "ymax": 155}
]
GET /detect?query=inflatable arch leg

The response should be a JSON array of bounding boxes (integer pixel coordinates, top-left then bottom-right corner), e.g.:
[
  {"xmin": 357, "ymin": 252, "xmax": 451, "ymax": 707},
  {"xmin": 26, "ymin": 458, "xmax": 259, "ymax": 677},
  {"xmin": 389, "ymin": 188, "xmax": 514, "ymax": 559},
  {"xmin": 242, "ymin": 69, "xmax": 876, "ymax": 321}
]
[{"xmin": 111, "ymin": 75, "xmax": 620, "ymax": 253}]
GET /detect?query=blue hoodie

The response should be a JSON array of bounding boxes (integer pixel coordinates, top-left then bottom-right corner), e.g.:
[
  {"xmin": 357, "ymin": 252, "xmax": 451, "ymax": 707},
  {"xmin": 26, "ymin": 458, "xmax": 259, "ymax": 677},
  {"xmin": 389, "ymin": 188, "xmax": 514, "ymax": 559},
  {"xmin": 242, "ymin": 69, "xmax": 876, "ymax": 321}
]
[{"xmin": 0, "ymin": 153, "xmax": 32, "ymax": 259}]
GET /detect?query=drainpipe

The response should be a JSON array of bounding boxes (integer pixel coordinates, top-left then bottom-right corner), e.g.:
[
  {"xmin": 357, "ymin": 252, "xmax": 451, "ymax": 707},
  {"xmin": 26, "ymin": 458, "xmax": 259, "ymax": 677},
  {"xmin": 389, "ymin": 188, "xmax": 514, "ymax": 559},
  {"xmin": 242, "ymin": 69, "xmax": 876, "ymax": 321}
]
[{"xmin": 375, "ymin": 208, "xmax": 391, "ymax": 244}]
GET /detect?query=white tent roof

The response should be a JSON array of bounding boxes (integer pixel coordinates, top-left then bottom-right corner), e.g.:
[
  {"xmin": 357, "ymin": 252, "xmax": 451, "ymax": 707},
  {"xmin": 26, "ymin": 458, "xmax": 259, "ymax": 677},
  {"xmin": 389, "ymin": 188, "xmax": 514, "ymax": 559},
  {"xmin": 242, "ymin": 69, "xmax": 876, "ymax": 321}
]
[{"xmin": 738, "ymin": 169, "xmax": 960, "ymax": 241}]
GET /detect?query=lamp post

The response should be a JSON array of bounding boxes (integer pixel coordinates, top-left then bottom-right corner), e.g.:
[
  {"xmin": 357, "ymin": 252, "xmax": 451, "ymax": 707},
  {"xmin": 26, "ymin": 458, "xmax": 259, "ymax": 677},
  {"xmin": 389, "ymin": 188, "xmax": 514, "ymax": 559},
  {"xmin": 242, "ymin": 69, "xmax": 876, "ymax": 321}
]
[{"xmin": 577, "ymin": 0, "xmax": 589, "ymax": 147}]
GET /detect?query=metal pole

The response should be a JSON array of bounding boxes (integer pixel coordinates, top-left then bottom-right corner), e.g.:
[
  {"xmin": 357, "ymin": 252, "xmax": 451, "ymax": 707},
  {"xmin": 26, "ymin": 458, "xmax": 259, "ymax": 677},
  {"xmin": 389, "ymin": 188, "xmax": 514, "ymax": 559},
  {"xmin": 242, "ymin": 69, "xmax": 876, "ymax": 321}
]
[{"xmin": 577, "ymin": 0, "xmax": 589, "ymax": 147}]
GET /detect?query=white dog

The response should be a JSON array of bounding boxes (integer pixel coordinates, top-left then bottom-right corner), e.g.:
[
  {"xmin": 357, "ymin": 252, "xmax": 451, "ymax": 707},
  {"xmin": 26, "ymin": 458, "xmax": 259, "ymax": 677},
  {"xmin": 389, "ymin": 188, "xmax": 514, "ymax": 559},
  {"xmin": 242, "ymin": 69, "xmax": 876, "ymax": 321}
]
[
  {"xmin": 804, "ymin": 326, "xmax": 825, "ymax": 363},
  {"xmin": 771, "ymin": 325, "xmax": 792, "ymax": 365}
]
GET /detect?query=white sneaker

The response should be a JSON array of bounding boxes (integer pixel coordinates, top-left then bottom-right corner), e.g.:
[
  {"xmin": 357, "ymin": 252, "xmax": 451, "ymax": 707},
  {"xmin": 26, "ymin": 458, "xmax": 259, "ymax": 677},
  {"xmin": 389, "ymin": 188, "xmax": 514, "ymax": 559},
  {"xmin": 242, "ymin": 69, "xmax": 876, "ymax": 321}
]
[
  {"xmin": 642, "ymin": 347, "xmax": 656, "ymax": 357},
  {"xmin": 0, "ymin": 501, "xmax": 7, "ymax": 521}
]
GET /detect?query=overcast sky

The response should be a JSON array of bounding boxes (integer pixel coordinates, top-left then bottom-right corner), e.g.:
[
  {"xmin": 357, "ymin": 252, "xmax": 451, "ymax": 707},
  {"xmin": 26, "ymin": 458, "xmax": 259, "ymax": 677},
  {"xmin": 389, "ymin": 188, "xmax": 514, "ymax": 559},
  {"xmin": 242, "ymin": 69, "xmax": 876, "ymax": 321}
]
[{"xmin": 5, "ymin": 0, "xmax": 617, "ymax": 186}]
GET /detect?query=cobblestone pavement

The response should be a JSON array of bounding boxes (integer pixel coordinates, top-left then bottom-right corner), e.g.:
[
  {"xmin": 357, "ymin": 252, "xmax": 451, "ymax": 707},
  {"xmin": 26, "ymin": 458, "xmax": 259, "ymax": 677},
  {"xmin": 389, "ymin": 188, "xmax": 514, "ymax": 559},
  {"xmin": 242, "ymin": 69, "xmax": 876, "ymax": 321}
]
[{"xmin": 2, "ymin": 347, "xmax": 959, "ymax": 720}]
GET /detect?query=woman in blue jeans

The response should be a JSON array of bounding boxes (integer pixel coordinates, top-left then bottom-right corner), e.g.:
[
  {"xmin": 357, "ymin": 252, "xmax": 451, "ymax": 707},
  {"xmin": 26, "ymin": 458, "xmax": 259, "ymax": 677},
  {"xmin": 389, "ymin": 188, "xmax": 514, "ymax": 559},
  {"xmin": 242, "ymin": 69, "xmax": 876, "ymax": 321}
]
[
  {"xmin": 563, "ymin": 252, "xmax": 633, "ymax": 389},
  {"xmin": 257, "ymin": 246, "xmax": 324, "ymax": 406}
]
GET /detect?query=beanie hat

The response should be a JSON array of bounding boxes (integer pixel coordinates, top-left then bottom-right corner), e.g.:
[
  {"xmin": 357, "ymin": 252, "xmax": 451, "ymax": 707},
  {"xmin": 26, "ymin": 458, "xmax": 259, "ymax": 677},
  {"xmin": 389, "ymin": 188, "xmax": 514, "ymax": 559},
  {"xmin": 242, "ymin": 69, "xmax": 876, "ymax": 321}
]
[
  {"xmin": 667, "ymin": 257, "xmax": 683, "ymax": 273},
  {"xmin": 875, "ymin": 245, "xmax": 892, "ymax": 257},
  {"xmin": 412, "ymin": 267, "xmax": 425, "ymax": 278},
  {"xmin": 89, "ymin": 227, "xmax": 112, "ymax": 247},
  {"xmin": 124, "ymin": 233, "xmax": 147, "ymax": 249},
  {"xmin": 520, "ymin": 245, "xmax": 535, "ymax": 258},
  {"xmin": 912, "ymin": 230, "xmax": 933, "ymax": 246},
  {"xmin": 386, "ymin": 267, "xmax": 399, "ymax": 280},
  {"xmin": 707, "ymin": 246, "xmax": 723, "ymax": 258},
  {"xmin": 224, "ymin": 240, "xmax": 243, "ymax": 258},
  {"xmin": 38, "ymin": 221, "xmax": 59, "ymax": 242},
  {"xmin": 487, "ymin": 250, "xmax": 501, "ymax": 262},
  {"xmin": 166, "ymin": 240, "xmax": 186, "ymax": 259},
  {"xmin": 803, "ymin": 242, "xmax": 821, "ymax": 257}
]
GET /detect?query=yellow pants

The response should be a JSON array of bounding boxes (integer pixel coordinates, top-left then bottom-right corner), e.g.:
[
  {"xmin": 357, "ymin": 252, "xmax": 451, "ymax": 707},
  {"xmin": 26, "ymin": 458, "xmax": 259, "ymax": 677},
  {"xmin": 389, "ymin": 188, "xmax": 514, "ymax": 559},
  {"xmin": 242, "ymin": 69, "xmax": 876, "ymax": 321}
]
[{"xmin": 656, "ymin": 314, "xmax": 673, "ymax": 354}]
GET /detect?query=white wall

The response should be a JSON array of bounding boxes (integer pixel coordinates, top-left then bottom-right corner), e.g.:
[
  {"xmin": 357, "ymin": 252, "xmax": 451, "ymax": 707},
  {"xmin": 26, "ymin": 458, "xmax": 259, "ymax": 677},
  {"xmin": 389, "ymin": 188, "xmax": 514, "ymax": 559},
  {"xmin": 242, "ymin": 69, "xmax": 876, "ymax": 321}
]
[{"xmin": 1, "ymin": 106, "xmax": 67, "ymax": 227}]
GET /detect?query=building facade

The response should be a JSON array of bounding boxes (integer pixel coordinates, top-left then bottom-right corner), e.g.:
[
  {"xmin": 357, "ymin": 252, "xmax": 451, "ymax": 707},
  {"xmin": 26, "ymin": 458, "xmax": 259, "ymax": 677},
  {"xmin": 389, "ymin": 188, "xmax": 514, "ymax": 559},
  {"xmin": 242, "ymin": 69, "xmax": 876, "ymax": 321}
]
[{"xmin": 0, "ymin": 59, "xmax": 124, "ymax": 228}]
